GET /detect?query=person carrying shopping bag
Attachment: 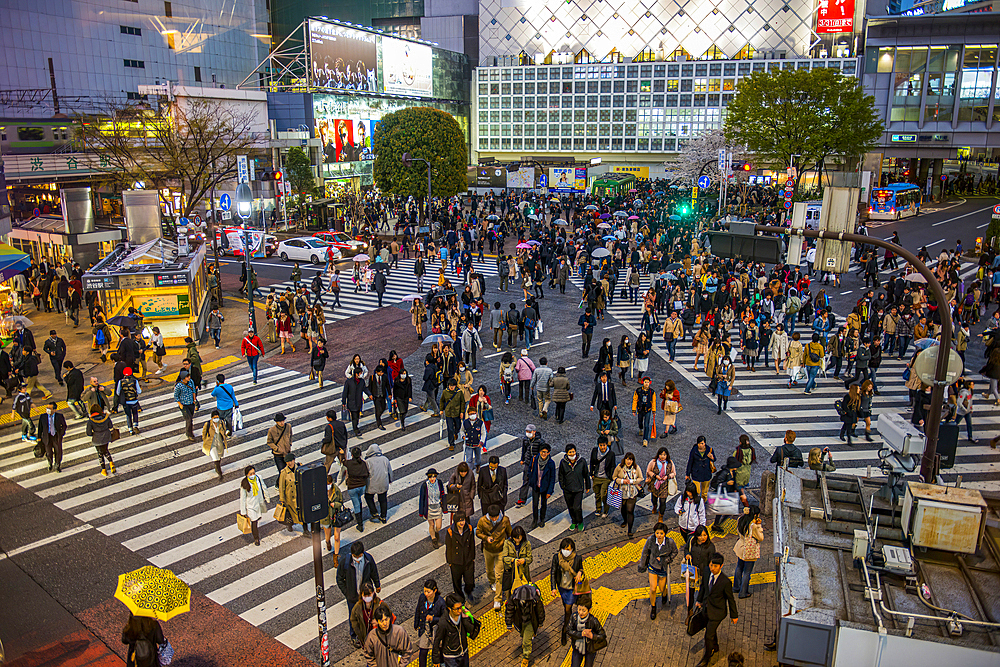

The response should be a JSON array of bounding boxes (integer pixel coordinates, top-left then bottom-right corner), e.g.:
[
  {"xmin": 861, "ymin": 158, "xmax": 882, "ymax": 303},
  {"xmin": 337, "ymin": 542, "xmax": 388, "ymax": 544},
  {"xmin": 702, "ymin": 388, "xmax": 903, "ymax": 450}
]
[{"xmin": 732, "ymin": 506, "xmax": 764, "ymax": 599}]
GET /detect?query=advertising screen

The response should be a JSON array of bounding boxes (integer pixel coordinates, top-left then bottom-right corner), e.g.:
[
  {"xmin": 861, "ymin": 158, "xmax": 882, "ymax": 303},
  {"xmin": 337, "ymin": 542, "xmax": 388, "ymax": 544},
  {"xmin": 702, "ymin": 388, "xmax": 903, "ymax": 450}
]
[
  {"xmin": 476, "ymin": 167, "xmax": 507, "ymax": 188},
  {"xmin": 382, "ymin": 37, "xmax": 433, "ymax": 97},
  {"xmin": 550, "ymin": 167, "xmax": 587, "ymax": 192},
  {"xmin": 317, "ymin": 118, "xmax": 378, "ymax": 163},
  {"xmin": 308, "ymin": 20, "xmax": 378, "ymax": 92},
  {"xmin": 816, "ymin": 0, "xmax": 854, "ymax": 33}
]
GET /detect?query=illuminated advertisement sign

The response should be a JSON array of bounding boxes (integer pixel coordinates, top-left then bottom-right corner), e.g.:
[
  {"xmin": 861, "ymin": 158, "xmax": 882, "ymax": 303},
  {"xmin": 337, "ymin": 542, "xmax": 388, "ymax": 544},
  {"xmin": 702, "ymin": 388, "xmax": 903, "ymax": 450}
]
[
  {"xmin": 308, "ymin": 20, "xmax": 378, "ymax": 92},
  {"xmin": 317, "ymin": 118, "xmax": 378, "ymax": 163},
  {"xmin": 506, "ymin": 167, "xmax": 535, "ymax": 189},
  {"xmin": 550, "ymin": 167, "xmax": 588, "ymax": 192},
  {"xmin": 382, "ymin": 37, "xmax": 433, "ymax": 97},
  {"xmin": 816, "ymin": 0, "xmax": 854, "ymax": 33}
]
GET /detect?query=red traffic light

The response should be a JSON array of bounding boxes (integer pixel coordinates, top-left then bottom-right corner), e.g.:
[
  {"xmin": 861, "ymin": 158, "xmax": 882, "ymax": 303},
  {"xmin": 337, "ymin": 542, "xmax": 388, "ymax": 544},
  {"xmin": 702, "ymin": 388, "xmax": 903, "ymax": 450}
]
[
  {"xmin": 273, "ymin": 170, "xmax": 283, "ymax": 181},
  {"xmin": 742, "ymin": 163, "xmax": 751, "ymax": 171}
]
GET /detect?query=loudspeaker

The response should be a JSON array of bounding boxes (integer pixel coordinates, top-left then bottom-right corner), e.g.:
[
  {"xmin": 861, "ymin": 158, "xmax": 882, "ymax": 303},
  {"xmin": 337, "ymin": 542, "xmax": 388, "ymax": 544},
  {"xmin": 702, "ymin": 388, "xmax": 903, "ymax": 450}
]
[
  {"xmin": 937, "ymin": 422, "xmax": 959, "ymax": 470},
  {"xmin": 296, "ymin": 461, "xmax": 328, "ymax": 524}
]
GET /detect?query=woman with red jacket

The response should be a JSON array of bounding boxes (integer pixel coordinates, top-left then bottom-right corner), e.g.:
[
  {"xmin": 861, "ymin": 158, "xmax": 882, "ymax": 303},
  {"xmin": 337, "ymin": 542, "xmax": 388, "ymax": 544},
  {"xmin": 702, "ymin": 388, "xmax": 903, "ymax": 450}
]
[{"xmin": 240, "ymin": 330, "xmax": 264, "ymax": 384}]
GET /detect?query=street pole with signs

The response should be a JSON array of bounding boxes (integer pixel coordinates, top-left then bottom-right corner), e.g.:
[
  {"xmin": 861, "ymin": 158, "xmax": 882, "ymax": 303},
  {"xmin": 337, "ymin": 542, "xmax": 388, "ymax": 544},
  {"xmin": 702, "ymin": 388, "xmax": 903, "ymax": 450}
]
[{"xmin": 235, "ymin": 179, "xmax": 258, "ymax": 335}]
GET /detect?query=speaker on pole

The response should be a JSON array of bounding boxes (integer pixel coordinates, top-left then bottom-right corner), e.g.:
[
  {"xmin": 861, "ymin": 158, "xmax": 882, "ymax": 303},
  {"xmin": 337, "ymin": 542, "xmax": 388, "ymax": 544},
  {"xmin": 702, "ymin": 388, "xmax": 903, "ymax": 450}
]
[
  {"xmin": 936, "ymin": 422, "xmax": 959, "ymax": 470},
  {"xmin": 296, "ymin": 461, "xmax": 329, "ymax": 524}
]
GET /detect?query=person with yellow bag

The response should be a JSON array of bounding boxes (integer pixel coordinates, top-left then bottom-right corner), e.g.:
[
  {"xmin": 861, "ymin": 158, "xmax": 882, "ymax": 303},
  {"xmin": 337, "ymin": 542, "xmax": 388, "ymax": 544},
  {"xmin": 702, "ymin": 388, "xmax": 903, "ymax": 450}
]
[
  {"xmin": 238, "ymin": 465, "xmax": 269, "ymax": 546},
  {"xmin": 504, "ymin": 559, "xmax": 544, "ymax": 667}
]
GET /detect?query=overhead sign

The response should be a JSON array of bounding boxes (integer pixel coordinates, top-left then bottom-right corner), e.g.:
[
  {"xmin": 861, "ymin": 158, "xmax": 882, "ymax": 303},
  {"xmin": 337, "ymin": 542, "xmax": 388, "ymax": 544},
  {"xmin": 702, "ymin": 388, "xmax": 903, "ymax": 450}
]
[
  {"xmin": 697, "ymin": 176, "xmax": 711, "ymax": 189},
  {"xmin": 219, "ymin": 193, "xmax": 231, "ymax": 211},
  {"xmin": 381, "ymin": 36, "xmax": 432, "ymax": 97},
  {"xmin": 816, "ymin": 0, "xmax": 854, "ymax": 33},
  {"xmin": 308, "ymin": 19, "xmax": 377, "ymax": 92},
  {"xmin": 611, "ymin": 165, "xmax": 649, "ymax": 179}
]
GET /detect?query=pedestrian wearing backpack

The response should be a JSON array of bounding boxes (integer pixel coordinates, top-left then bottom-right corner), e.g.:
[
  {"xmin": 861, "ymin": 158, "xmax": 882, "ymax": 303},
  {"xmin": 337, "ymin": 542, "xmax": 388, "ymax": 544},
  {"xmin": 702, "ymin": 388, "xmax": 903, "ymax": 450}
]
[
  {"xmin": 121, "ymin": 613, "xmax": 165, "ymax": 667},
  {"xmin": 115, "ymin": 367, "xmax": 142, "ymax": 434},
  {"xmin": 92, "ymin": 317, "xmax": 111, "ymax": 361}
]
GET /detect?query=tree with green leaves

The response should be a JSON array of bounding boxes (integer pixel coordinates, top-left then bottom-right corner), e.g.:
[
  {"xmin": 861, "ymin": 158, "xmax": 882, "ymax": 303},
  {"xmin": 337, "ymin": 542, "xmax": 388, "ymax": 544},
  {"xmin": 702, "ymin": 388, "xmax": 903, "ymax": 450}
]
[
  {"xmin": 284, "ymin": 146, "xmax": 316, "ymax": 198},
  {"xmin": 372, "ymin": 107, "xmax": 467, "ymax": 219},
  {"xmin": 723, "ymin": 68, "xmax": 883, "ymax": 196}
]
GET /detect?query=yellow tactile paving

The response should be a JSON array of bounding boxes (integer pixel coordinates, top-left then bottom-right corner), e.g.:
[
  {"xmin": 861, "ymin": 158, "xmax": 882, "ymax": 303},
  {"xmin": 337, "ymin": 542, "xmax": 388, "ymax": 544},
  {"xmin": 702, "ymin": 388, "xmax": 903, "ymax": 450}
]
[{"xmin": 403, "ymin": 530, "xmax": 771, "ymax": 667}]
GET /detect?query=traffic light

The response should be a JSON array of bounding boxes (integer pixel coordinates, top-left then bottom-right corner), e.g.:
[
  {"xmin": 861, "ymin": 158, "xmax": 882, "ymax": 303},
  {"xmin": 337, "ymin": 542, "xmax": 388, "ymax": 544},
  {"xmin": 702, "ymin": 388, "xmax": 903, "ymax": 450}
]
[
  {"xmin": 741, "ymin": 162, "xmax": 752, "ymax": 172},
  {"xmin": 260, "ymin": 169, "xmax": 273, "ymax": 181},
  {"xmin": 680, "ymin": 204, "xmax": 690, "ymax": 216},
  {"xmin": 273, "ymin": 170, "xmax": 283, "ymax": 181}
]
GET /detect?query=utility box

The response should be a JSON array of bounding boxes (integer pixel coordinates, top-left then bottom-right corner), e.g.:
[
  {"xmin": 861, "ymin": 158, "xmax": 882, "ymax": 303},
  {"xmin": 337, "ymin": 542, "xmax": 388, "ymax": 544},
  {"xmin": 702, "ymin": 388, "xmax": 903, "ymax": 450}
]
[
  {"xmin": 901, "ymin": 482, "xmax": 987, "ymax": 554},
  {"xmin": 815, "ymin": 186, "xmax": 860, "ymax": 274}
]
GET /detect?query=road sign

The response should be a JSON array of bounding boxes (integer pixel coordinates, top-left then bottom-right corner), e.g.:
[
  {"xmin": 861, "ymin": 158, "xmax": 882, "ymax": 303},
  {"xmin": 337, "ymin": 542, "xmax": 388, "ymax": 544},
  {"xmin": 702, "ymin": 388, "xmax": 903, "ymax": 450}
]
[
  {"xmin": 236, "ymin": 156, "xmax": 249, "ymax": 184},
  {"xmin": 179, "ymin": 217, "xmax": 190, "ymax": 226},
  {"xmin": 194, "ymin": 214, "xmax": 203, "ymax": 225},
  {"xmin": 221, "ymin": 210, "xmax": 232, "ymax": 220},
  {"xmin": 718, "ymin": 149, "xmax": 725, "ymax": 174},
  {"xmin": 698, "ymin": 176, "xmax": 711, "ymax": 189},
  {"xmin": 784, "ymin": 200, "xmax": 793, "ymax": 209},
  {"xmin": 220, "ymin": 193, "xmax": 232, "ymax": 211},
  {"xmin": 993, "ymin": 204, "xmax": 1000, "ymax": 215},
  {"xmin": 692, "ymin": 186, "xmax": 699, "ymax": 201},
  {"xmin": 32, "ymin": 207, "xmax": 40, "ymax": 217}
]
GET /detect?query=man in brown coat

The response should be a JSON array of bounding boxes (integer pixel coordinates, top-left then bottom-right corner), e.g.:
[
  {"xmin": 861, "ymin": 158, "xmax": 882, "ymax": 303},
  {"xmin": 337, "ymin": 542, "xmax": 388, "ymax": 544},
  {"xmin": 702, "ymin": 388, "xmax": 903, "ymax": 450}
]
[
  {"xmin": 476, "ymin": 504, "xmax": 511, "ymax": 610},
  {"xmin": 266, "ymin": 412, "xmax": 292, "ymax": 473}
]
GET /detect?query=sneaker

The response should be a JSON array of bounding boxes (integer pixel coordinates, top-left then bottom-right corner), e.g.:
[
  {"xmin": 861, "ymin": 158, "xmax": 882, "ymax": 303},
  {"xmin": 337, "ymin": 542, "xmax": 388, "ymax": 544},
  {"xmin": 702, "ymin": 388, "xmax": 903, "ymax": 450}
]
[
  {"xmin": 491, "ymin": 584, "xmax": 496, "ymax": 592},
  {"xmin": 494, "ymin": 601, "xmax": 502, "ymax": 610}
]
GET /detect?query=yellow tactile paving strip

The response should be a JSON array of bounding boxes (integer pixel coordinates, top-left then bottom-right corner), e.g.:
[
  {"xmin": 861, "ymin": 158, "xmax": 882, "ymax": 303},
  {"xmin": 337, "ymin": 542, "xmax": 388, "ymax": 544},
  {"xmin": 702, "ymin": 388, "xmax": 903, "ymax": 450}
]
[
  {"xmin": 404, "ymin": 518, "xmax": 770, "ymax": 667},
  {"xmin": 0, "ymin": 355, "xmax": 241, "ymax": 426}
]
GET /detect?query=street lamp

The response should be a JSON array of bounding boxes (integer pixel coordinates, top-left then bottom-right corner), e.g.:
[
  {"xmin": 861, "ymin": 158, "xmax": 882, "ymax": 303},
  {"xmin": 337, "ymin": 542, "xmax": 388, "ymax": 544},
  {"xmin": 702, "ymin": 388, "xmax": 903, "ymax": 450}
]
[{"xmin": 235, "ymin": 182, "xmax": 258, "ymax": 335}]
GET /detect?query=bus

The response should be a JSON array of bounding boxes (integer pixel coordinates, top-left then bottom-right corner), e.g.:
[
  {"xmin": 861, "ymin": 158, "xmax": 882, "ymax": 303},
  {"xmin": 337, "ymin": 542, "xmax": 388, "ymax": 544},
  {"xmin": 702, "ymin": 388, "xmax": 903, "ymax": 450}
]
[{"xmin": 869, "ymin": 183, "xmax": 922, "ymax": 220}]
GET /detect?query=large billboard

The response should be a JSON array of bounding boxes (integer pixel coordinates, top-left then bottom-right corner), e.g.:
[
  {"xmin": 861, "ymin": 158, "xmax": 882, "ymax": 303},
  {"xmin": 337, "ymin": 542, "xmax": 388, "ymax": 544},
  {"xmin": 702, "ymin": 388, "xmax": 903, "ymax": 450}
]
[
  {"xmin": 317, "ymin": 118, "xmax": 377, "ymax": 163},
  {"xmin": 550, "ymin": 167, "xmax": 587, "ymax": 192},
  {"xmin": 308, "ymin": 20, "xmax": 377, "ymax": 92},
  {"xmin": 382, "ymin": 37, "xmax": 433, "ymax": 97},
  {"xmin": 506, "ymin": 167, "xmax": 535, "ymax": 189},
  {"xmin": 475, "ymin": 166, "xmax": 507, "ymax": 188},
  {"xmin": 816, "ymin": 0, "xmax": 854, "ymax": 33}
]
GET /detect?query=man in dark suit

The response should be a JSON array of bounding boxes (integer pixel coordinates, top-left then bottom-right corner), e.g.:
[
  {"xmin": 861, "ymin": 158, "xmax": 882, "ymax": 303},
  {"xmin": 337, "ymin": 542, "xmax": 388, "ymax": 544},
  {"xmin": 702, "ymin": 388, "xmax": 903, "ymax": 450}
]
[
  {"xmin": 590, "ymin": 371, "xmax": 618, "ymax": 414},
  {"xmin": 321, "ymin": 409, "xmax": 348, "ymax": 472},
  {"xmin": 695, "ymin": 553, "xmax": 739, "ymax": 667},
  {"xmin": 477, "ymin": 455, "xmax": 508, "ymax": 513},
  {"xmin": 37, "ymin": 401, "xmax": 67, "ymax": 472}
]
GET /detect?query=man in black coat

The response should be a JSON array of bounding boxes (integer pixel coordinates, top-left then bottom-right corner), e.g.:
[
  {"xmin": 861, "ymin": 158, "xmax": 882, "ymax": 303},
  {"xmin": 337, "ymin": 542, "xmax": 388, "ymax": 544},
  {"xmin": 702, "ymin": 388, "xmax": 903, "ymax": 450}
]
[
  {"xmin": 42, "ymin": 330, "xmax": 66, "ymax": 386},
  {"xmin": 321, "ymin": 409, "xmax": 348, "ymax": 472},
  {"xmin": 37, "ymin": 401, "xmax": 67, "ymax": 472},
  {"xmin": 373, "ymin": 269, "xmax": 388, "ymax": 307},
  {"xmin": 62, "ymin": 360, "xmax": 86, "ymax": 418},
  {"xmin": 336, "ymin": 541, "xmax": 381, "ymax": 646},
  {"xmin": 590, "ymin": 371, "xmax": 618, "ymax": 414},
  {"xmin": 341, "ymin": 368, "xmax": 370, "ymax": 437},
  {"xmin": 694, "ymin": 553, "xmax": 739, "ymax": 667},
  {"xmin": 477, "ymin": 455, "xmax": 508, "ymax": 512}
]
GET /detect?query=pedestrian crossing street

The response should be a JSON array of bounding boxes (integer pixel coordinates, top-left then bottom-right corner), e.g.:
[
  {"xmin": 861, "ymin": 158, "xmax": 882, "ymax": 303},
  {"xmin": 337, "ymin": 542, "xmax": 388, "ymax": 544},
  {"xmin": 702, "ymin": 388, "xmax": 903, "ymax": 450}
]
[
  {"xmin": 569, "ymin": 269, "xmax": 1000, "ymax": 492},
  {"xmin": 264, "ymin": 257, "xmax": 503, "ymax": 324},
  {"xmin": 0, "ymin": 362, "xmax": 601, "ymax": 658}
]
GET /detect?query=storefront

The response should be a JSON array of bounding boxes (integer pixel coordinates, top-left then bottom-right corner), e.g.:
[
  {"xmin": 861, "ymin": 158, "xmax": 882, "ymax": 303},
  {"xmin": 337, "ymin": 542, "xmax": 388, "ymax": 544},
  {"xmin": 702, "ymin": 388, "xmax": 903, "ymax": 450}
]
[{"xmin": 82, "ymin": 238, "xmax": 210, "ymax": 344}]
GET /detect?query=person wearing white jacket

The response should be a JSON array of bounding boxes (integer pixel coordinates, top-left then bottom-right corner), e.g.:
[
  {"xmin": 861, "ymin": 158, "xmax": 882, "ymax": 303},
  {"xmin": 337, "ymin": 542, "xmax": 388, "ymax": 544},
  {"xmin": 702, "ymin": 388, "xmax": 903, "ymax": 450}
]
[
  {"xmin": 768, "ymin": 325, "xmax": 789, "ymax": 376},
  {"xmin": 674, "ymin": 483, "xmax": 707, "ymax": 540},
  {"xmin": 239, "ymin": 465, "xmax": 270, "ymax": 546}
]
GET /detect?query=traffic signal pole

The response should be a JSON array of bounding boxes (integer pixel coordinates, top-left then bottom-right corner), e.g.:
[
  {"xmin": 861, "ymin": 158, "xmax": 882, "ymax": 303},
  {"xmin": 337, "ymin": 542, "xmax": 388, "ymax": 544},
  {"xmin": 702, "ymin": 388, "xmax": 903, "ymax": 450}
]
[{"xmin": 752, "ymin": 223, "xmax": 952, "ymax": 483}]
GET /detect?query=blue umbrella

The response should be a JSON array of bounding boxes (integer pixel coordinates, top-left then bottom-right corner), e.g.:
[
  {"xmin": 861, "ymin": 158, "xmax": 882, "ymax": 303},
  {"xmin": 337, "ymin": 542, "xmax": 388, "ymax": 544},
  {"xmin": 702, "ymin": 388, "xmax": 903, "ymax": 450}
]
[
  {"xmin": 603, "ymin": 235, "xmax": 616, "ymax": 240},
  {"xmin": 0, "ymin": 244, "xmax": 30, "ymax": 282},
  {"xmin": 669, "ymin": 215, "xmax": 681, "ymax": 221}
]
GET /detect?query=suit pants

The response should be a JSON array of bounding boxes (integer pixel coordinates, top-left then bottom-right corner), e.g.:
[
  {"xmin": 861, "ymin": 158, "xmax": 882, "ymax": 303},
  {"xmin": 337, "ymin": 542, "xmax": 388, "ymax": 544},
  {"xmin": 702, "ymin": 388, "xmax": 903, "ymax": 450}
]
[
  {"xmin": 704, "ymin": 618, "xmax": 722, "ymax": 658},
  {"xmin": 349, "ymin": 410, "xmax": 362, "ymax": 435},
  {"xmin": 43, "ymin": 435, "xmax": 63, "ymax": 468}
]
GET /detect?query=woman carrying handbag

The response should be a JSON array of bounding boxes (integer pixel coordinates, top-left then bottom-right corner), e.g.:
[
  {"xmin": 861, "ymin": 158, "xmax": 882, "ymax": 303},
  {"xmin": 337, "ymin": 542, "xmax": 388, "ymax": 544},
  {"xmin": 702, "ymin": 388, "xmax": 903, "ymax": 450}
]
[
  {"xmin": 645, "ymin": 447, "xmax": 677, "ymax": 523},
  {"xmin": 732, "ymin": 506, "xmax": 764, "ymax": 599},
  {"xmin": 320, "ymin": 473, "xmax": 346, "ymax": 556},
  {"xmin": 239, "ymin": 465, "xmax": 269, "ymax": 546},
  {"xmin": 658, "ymin": 379, "xmax": 681, "ymax": 437}
]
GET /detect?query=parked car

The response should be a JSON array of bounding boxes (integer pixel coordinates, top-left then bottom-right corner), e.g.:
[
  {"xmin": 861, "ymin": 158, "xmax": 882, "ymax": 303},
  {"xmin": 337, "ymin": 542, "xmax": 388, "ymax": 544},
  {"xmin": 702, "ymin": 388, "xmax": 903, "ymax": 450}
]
[
  {"xmin": 278, "ymin": 237, "xmax": 340, "ymax": 264},
  {"xmin": 215, "ymin": 229, "xmax": 278, "ymax": 257},
  {"xmin": 312, "ymin": 231, "xmax": 368, "ymax": 256}
]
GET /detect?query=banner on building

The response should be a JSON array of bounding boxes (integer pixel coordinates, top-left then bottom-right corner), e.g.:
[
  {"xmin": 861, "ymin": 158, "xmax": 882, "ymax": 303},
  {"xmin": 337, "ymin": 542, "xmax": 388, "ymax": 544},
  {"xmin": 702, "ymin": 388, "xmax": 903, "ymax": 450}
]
[
  {"xmin": 506, "ymin": 167, "xmax": 535, "ymax": 189},
  {"xmin": 816, "ymin": 0, "xmax": 854, "ymax": 33},
  {"xmin": 308, "ymin": 20, "xmax": 378, "ymax": 92},
  {"xmin": 550, "ymin": 167, "xmax": 588, "ymax": 192},
  {"xmin": 316, "ymin": 118, "xmax": 377, "ymax": 163},
  {"xmin": 612, "ymin": 165, "xmax": 650, "ymax": 179}
]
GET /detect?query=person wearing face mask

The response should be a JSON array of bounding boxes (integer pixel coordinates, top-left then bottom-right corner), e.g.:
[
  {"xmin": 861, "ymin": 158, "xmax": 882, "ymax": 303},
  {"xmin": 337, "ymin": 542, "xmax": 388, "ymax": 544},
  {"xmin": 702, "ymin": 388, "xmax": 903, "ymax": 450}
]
[
  {"xmin": 550, "ymin": 538, "xmax": 591, "ymax": 647},
  {"xmin": 337, "ymin": 541, "xmax": 382, "ymax": 647},
  {"xmin": 393, "ymin": 367, "xmax": 412, "ymax": 430},
  {"xmin": 277, "ymin": 453, "xmax": 310, "ymax": 536},
  {"xmin": 363, "ymin": 606, "xmax": 413, "ymax": 667},
  {"xmin": 558, "ymin": 444, "xmax": 591, "ymax": 532},
  {"xmin": 445, "ymin": 512, "xmax": 477, "ymax": 602},
  {"xmin": 37, "ymin": 401, "xmax": 67, "ymax": 472},
  {"xmin": 239, "ymin": 465, "xmax": 269, "ymax": 546},
  {"xmin": 589, "ymin": 436, "xmax": 616, "ymax": 518},
  {"xmin": 528, "ymin": 444, "xmax": 556, "ymax": 530},
  {"xmin": 202, "ymin": 409, "xmax": 229, "ymax": 481},
  {"xmin": 351, "ymin": 581, "xmax": 395, "ymax": 653},
  {"xmin": 413, "ymin": 579, "xmax": 446, "ymax": 667},
  {"xmin": 461, "ymin": 408, "xmax": 486, "ymax": 469}
]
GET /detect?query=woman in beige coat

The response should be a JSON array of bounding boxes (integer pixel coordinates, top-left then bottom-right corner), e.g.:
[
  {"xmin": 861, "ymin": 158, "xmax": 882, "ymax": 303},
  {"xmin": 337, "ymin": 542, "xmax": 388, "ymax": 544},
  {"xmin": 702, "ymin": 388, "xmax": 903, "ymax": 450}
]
[
  {"xmin": 785, "ymin": 332, "xmax": 804, "ymax": 387},
  {"xmin": 410, "ymin": 298, "xmax": 427, "ymax": 340},
  {"xmin": 768, "ymin": 325, "xmax": 789, "ymax": 374},
  {"xmin": 203, "ymin": 409, "xmax": 229, "ymax": 480}
]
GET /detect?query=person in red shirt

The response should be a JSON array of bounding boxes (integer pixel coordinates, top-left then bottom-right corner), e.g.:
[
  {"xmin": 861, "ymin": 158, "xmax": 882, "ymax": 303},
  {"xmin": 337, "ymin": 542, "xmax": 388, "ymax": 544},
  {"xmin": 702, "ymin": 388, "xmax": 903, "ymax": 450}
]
[{"xmin": 241, "ymin": 329, "xmax": 264, "ymax": 384}]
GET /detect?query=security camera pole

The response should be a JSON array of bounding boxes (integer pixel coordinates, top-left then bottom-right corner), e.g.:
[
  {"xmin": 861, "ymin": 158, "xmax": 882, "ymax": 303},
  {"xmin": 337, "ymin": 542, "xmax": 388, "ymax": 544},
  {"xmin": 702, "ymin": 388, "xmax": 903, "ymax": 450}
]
[
  {"xmin": 234, "ymin": 178, "xmax": 258, "ymax": 335},
  {"xmin": 752, "ymin": 223, "xmax": 952, "ymax": 483}
]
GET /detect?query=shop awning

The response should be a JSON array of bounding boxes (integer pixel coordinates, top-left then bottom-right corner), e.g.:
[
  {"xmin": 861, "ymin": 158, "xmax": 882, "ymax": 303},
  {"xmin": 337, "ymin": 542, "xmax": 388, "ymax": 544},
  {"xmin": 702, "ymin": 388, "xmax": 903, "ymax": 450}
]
[{"xmin": 0, "ymin": 244, "xmax": 31, "ymax": 282}]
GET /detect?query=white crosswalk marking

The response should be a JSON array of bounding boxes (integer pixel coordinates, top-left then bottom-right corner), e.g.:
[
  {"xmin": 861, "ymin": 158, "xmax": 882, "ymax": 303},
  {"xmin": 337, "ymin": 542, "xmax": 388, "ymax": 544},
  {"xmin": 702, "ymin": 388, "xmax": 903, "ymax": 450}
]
[
  {"xmin": 264, "ymin": 257, "xmax": 502, "ymax": 324},
  {"xmin": 1, "ymin": 360, "xmax": 581, "ymax": 657},
  {"xmin": 569, "ymin": 268, "xmax": 1000, "ymax": 486}
]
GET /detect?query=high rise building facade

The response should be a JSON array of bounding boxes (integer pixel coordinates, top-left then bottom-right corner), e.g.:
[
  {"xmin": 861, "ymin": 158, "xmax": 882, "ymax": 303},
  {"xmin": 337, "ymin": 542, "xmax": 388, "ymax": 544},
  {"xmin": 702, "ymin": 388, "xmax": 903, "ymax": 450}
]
[
  {"xmin": 471, "ymin": 0, "xmax": 861, "ymax": 164},
  {"xmin": 0, "ymin": 0, "xmax": 268, "ymax": 116}
]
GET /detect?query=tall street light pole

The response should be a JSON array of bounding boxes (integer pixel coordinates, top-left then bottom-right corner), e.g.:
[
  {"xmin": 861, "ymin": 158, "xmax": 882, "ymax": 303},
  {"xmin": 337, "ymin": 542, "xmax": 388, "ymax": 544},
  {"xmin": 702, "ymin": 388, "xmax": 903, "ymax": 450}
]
[{"xmin": 235, "ymin": 181, "xmax": 258, "ymax": 335}]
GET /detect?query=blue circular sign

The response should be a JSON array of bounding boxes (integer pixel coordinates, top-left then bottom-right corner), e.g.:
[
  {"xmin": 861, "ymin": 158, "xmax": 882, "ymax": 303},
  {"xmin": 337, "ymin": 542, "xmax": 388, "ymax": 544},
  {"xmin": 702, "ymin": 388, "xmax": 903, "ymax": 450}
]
[
  {"xmin": 219, "ymin": 193, "xmax": 232, "ymax": 211},
  {"xmin": 783, "ymin": 200, "xmax": 793, "ymax": 209},
  {"xmin": 697, "ymin": 176, "xmax": 711, "ymax": 189}
]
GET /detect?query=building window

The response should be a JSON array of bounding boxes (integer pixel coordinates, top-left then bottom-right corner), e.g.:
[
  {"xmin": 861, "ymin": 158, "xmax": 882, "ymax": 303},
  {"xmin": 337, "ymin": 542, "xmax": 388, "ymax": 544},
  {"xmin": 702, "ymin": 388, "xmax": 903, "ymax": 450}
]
[
  {"xmin": 653, "ymin": 94, "xmax": 664, "ymax": 107},
  {"xmin": 194, "ymin": 66, "xmax": 202, "ymax": 82},
  {"xmin": 164, "ymin": 1, "xmax": 172, "ymax": 17},
  {"xmin": 680, "ymin": 79, "xmax": 693, "ymax": 92},
  {"xmin": 501, "ymin": 83, "xmax": 511, "ymax": 95},
  {"xmin": 126, "ymin": 92, "xmax": 147, "ymax": 101},
  {"xmin": 124, "ymin": 59, "xmax": 145, "ymax": 68},
  {"xmin": 120, "ymin": 25, "xmax": 142, "ymax": 36}
]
